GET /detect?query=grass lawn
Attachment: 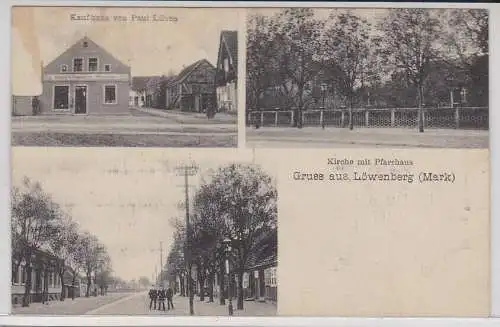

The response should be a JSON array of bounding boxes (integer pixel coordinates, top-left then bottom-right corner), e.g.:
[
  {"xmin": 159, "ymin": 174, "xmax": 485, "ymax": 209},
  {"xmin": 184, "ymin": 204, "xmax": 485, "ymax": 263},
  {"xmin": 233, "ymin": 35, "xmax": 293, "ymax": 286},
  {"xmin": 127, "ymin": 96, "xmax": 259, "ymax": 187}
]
[{"xmin": 12, "ymin": 132, "xmax": 237, "ymax": 147}]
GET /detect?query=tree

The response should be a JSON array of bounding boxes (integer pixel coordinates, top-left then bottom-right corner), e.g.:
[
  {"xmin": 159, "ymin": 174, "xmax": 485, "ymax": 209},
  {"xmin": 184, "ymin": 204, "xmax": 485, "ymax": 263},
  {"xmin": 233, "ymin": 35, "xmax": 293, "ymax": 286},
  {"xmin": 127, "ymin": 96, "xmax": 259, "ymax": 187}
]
[
  {"xmin": 166, "ymin": 231, "xmax": 186, "ymax": 296},
  {"xmin": 76, "ymin": 232, "xmax": 107, "ymax": 297},
  {"xmin": 11, "ymin": 177, "xmax": 61, "ymax": 307},
  {"xmin": 61, "ymin": 231, "xmax": 86, "ymax": 300},
  {"xmin": 377, "ymin": 9, "xmax": 442, "ymax": 132},
  {"xmin": 246, "ymin": 14, "xmax": 280, "ymax": 111},
  {"xmin": 49, "ymin": 215, "xmax": 80, "ymax": 301},
  {"xmin": 138, "ymin": 276, "xmax": 151, "ymax": 289},
  {"xmin": 322, "ymin": 10, "xmax": 372, "ymax": 130},
  {"xmin": 191, "ymin": 164, "xmax": 277, "ymax": 310},
  {"xmin": 274, "ymin": 8, "xmax": 324, "ymax": 128},
  {"xmin": 442, "ymin": 9, "xmax": 488, "ymax": 107}
]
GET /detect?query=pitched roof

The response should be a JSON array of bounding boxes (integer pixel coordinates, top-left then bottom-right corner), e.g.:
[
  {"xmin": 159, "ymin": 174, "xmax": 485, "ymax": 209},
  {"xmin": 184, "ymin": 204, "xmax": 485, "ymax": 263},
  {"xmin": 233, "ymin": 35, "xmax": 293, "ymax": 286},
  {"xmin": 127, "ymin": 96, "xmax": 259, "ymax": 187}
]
[
  {"xmin": 246, "ymin": 229, "xmax": 277, "ymax": 270},
  {"xmin": 172, "ymin": 59, "xmax": 215, "ymax": 85},
  {"xmin": 44, "ymin": 36, "xmax": 129, "ymax": 70},
  {"xmin": 220, "ymin": 31, "xmax": 238, "ymax": 70},
  {"xmin": 132, "ymin": 76, "xmax": 156, "ymax": 91},
  {"xmin": 147, "ymin": 75, "xmax": 176, "ymax": 90}
]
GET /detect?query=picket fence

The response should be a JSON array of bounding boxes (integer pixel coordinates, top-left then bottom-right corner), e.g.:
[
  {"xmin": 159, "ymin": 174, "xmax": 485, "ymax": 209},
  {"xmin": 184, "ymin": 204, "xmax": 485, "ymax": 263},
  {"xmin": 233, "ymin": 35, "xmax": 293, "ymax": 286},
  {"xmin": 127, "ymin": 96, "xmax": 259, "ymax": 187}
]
[{"xmin": 246, "ymin": 107, "xmax": 489, "ymax": 130}]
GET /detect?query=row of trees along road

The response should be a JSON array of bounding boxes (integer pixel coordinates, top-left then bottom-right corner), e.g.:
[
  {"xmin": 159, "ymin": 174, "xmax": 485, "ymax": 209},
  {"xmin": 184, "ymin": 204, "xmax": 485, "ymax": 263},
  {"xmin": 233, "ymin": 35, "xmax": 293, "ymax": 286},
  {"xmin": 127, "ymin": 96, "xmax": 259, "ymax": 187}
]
[
  {"xmin": 165, "ymin": 163, "xmax": 277, "ymax": 312},
  {"xmin": 247, "ymin": 8, "xmax": 488, "ymax": 131},
  {"xmin": 11, "ymin": 177, "xmax": 113, "ymax": 307}
]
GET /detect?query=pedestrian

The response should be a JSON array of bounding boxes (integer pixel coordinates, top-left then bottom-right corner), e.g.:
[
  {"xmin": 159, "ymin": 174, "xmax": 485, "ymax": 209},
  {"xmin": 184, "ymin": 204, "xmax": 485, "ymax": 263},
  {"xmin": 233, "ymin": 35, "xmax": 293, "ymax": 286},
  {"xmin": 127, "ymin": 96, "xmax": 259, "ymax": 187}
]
[
  {"xmin": 158, "ymin": 286, "xmax": 166, "ymax": 311},
  {"xmin": 148, "ymin": 285, "xmax": 157, "ymax": 310},
  {"xmin": 166, "ymin": 286, "xmax": 174, "ymax": 310},
  {"xmin": 31, "ymin": 96, "xmax": 40, "ymax": 115}
]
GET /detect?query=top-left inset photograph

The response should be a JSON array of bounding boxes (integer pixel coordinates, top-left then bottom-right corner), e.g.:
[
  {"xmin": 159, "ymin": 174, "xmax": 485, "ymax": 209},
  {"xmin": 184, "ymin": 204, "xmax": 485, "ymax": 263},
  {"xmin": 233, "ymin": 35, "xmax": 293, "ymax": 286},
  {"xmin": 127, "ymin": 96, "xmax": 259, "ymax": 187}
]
[{"xmin": 11, "ymin": 6, "xmax": 239, "ymax": 147}]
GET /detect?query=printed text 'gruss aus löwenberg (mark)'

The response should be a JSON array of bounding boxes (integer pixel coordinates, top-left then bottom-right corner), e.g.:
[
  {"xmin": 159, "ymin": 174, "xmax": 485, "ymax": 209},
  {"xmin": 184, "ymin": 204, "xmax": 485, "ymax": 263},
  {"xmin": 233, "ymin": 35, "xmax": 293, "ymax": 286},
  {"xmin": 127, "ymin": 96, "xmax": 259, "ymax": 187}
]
[
  {"xmin": 70, "ymin": 13, "xmax": 178, "ymax": 22},
  {"xmin": 289, "ymin": 156, "xmax": 456, "ymax": 184}
]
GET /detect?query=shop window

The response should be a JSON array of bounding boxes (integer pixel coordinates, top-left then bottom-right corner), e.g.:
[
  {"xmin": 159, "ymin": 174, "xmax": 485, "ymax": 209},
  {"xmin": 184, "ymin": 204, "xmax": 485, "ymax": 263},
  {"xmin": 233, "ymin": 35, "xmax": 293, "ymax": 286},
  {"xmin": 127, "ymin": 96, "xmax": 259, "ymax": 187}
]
[
  {"xmin": 104, "ymin": 85, "xmax": 117, "ymax": 104},
  {"xmin": 53, "ymin": 85, "xmax": 69, "ymax": 109}
]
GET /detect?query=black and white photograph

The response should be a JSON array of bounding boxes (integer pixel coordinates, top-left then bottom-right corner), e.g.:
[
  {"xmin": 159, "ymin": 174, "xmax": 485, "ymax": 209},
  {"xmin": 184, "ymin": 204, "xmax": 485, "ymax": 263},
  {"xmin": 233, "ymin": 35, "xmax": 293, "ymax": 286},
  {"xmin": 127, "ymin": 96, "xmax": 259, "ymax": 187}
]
[
  {"xmin": 11, "ymin": 7, "xmax": 239, "ymax": 147},
  {"xmin": 10, "ymin": 149, "xmax": 277, "ymax": 316},
  {"xmin": 246, "ymin": 8, "xmax": 489, "ymax": 148}
]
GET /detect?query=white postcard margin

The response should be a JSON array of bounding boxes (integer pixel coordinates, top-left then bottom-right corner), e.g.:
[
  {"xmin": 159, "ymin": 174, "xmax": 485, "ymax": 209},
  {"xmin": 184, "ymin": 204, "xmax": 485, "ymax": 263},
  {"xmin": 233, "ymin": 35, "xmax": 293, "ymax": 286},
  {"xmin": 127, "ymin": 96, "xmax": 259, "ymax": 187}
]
[{"xmin": 0, "ymin": 0, "xmax": 499, "ymax": 326}]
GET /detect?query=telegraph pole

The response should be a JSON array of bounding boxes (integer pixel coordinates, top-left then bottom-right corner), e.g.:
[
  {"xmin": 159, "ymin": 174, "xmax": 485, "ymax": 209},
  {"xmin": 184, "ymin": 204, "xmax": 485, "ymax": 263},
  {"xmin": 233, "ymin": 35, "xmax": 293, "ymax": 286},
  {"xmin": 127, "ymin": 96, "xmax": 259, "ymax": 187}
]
[
  {"xmin": 175, "ymin": 161, "xmax": 198, "ymax": 316},
  {"xmin": 160, "ymin": 241, "xmax": 163, "ymax": 287}
]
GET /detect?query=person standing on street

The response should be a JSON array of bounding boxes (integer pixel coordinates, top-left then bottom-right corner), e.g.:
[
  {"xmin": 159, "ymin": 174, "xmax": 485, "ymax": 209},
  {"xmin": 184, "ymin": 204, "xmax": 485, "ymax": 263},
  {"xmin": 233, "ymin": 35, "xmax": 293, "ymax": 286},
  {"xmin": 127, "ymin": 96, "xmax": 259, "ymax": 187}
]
[
  {"xmin": 158, "ymin": 286, "xmax": 166, "ymax": 311},
  {"xmin": 166, "ymin": 286, "xmax": 174, "ymax": 310},
  {"xmin": 148, "ymin": 286, "xmax": 157, "ymax": 310}
]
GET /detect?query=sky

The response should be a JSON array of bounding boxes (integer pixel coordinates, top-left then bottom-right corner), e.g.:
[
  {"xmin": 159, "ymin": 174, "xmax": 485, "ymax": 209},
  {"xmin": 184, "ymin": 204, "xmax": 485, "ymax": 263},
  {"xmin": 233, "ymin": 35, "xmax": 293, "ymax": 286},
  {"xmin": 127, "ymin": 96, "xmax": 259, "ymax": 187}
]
[
  {"xmin": 11, "ymin": 149, "xmax": 277, "ymax": 282},
  {"xmin": 11, "ymin": 6, "xmax": 241, "ymax": 95}
]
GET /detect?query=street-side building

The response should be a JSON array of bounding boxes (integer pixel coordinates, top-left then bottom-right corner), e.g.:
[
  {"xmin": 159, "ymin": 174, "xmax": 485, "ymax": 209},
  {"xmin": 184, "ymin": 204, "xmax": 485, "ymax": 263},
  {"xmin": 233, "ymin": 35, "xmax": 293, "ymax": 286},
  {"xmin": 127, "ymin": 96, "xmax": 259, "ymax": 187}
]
[
  {"xmin": 62, "ymin": 270, "xmax": 82, "ymax": 299},
  {"xmin": 130, "ymin": 76, "xmax": 154, "ymax": 107},
  {"xmin": 215, "ymin": 31, "xmax": 238, "ymax": 113},
  {"xmin": 11, "ymin": 246, "xmax": 63, "ymax": 305},
  {"xmin": 165, "ymin": 59, "xmax": 216, "ymax": 112},
  {"xmin": 39, "ymin": 36, "xmax": 131, "ymax": 115},
  {"xmin": 242, "ymin": 230, "xmax": 277, "ymax": 303},
  {"xmin": 12, "ymin": 95, "xmax": 38, "ymax": 116},
  {"xmin": 145, "ymin": 75, "xmax": 174, "ymax": 109}
]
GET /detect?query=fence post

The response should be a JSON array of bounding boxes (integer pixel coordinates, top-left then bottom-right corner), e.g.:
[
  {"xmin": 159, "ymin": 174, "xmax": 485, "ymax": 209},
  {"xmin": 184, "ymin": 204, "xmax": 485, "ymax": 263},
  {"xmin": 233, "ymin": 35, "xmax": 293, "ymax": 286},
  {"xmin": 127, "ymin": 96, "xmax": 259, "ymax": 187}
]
[
  {"xmin": 275, "ymin": 111, "xmax": 278, "ymax": 127},
  {"xmin": 455, "ymin": 107, "xmax": 460, "ymax": 129},
  {"xmin": 320, "ymin": 110, "xmax": 324, "ymax": 127},
  {"xmin": 365, "ymin": 110, "xmax": 370, "ymax": 127},
  {"xmin": 290, "ymin": 110, "xmax": 294, "ymax": 127},
  {"xmin": 391, "ymin": 109, "xmax": 395, "ymax": 127},
  {"xmin": 260, "ymin": 112, "xmax": 264, "ymax": 127}
]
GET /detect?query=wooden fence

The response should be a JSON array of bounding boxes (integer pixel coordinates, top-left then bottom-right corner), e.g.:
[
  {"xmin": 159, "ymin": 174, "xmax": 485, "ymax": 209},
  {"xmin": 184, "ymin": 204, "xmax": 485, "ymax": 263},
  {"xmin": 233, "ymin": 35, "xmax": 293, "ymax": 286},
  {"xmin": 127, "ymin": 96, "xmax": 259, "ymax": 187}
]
[{"xmin": 246, "ymin": 107, "xmax": 489, "ymax": 130}]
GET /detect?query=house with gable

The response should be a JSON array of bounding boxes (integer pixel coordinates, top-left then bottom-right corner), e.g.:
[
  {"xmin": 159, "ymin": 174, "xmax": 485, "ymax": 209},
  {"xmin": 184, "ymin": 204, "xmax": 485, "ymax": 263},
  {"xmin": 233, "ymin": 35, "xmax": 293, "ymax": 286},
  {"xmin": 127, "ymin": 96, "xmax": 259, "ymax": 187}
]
[
  {"xmin": 130, "ymin": 76, "xmax": 152, "ymax": 107},
  {"xmin": 215, "ymin": 30, "xmax": 238, "ymax": 113},
  {"xmin": 165, "ymin": 59, "xmax": 216, "ymax": 112},
  {"xmin": 39, "ymin": 36, "xmax": 131, "ymax": 115}
]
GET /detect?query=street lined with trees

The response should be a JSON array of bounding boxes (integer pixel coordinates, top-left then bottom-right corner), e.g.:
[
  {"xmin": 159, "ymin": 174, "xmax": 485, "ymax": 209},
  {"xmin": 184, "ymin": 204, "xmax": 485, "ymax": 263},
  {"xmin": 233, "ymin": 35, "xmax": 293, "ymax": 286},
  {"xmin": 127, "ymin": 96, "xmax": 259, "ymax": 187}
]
[
  {"xmin": 11, "ymin": 177, "xmax": 114, "ymax": 307},
  {"xmin": 165, "ymin": 163, "xmax": 277, "ymax": 315}
]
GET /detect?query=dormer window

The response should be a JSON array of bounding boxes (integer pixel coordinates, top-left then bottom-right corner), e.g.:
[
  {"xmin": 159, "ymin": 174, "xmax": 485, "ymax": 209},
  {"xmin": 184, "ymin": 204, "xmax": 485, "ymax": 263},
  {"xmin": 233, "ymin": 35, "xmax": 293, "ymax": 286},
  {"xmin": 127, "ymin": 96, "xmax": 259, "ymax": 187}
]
[
  {"xmin": 104, "ymin": 64, "xmax": 111, "ymax": 72},
  {"xmin": 60, "ymin": 64, "xmax": 68, "ymax": 72},
  {"xmin": 83, "ymin": 41, "xmax": 88, "ymax": 48}
]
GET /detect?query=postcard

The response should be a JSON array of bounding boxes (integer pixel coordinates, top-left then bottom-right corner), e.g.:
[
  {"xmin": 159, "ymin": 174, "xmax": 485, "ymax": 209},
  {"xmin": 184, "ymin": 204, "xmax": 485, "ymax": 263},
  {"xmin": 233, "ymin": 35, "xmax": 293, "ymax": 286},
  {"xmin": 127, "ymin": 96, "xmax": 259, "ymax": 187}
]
[{"xmin": 4, "ymin": 2, "xmax": 492, "ymax": 320}]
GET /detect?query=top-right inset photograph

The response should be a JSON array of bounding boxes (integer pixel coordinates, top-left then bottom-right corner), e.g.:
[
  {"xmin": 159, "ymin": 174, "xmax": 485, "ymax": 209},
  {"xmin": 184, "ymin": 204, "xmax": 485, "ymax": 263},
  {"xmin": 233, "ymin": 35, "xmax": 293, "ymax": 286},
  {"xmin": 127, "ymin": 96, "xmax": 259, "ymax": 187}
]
[{"xmin": 245, "ymin": 8, "xmax": 489, "ymax": 149}]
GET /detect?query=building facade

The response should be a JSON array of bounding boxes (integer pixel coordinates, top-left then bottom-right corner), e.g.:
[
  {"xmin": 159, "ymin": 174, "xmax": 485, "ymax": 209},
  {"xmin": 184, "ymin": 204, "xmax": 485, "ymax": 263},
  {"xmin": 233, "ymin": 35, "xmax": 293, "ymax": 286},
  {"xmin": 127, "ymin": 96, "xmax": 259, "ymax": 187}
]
[
  {"xmin": 130, "ymin": 76, "xmax": 153, "ymax": 107},
  {"xmin": 215, "ymin": 31, "xmax": 238, "ymax": 113},
  {"xmin": 242, "ymin": 230, "xmax": 277, "ymax": 303},
  {"xmin": 145, "ymin": 75, "xmax": 173, "ymax": 109},
  {"xmin": 165, "ymin": 59, "xmax": 216, "ymax": 112},
  {"xmin": 39, "ymin": 36, "xmax": 130, "ymax": 115},
  {"xmin": 11, "ymin": 246, "xmax": 63, "ymax": 305}
]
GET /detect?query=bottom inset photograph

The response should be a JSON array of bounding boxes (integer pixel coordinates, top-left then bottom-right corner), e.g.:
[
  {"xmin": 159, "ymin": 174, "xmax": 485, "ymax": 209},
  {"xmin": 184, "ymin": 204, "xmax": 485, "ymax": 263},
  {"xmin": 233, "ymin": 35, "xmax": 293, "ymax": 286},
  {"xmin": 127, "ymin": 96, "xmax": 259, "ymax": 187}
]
[{"xmin": 10, "ymin": 149, "xmax": 277, "ymax": 316}]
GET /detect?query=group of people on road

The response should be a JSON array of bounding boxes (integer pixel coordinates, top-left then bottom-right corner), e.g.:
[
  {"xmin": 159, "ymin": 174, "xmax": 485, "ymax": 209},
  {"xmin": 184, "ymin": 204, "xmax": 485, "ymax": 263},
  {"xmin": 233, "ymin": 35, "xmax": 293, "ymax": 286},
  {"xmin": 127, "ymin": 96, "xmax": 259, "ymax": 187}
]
[{"xmin": 149, "ymin": 285, "xmax": 175, "ymax": 311}]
